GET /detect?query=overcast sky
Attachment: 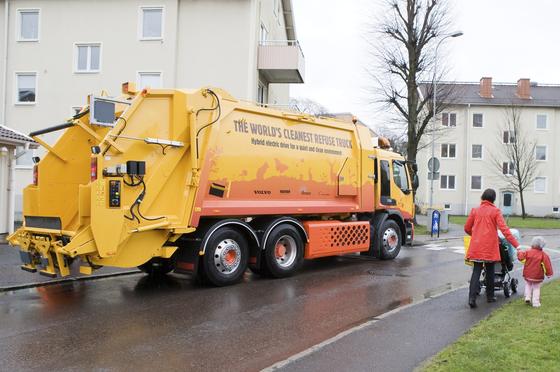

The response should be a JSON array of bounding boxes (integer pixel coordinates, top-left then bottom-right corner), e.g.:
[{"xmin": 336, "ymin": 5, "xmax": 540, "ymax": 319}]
[{"xmin": 291, "ymin": 0, "xmax": 560, "ymax": 132}]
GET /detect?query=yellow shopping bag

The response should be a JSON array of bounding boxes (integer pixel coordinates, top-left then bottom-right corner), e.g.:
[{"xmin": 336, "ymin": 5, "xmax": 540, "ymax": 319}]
[{"xmin": 463, "ymin": 236, "xmax": 473, "ymax": 266}]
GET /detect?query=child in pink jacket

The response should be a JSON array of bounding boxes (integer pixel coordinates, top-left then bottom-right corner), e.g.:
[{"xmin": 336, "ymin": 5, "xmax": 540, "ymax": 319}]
[{"xmin": 517, "ymin": 236, "xmax": 554, "ymax": 308}]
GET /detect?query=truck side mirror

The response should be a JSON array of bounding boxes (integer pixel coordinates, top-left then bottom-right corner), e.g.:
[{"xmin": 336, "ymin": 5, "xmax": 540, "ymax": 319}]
[
  {"xmin": 411, "ymin": 163, "xmax": 418, "ymax": 172},
  {"xmin": 412, "ymin": 173, "xmax": 419, "ymax": 190}
]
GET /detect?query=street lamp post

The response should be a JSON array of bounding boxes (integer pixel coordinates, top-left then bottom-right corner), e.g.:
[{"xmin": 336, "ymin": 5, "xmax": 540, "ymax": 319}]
[{"xmin": 428, "ymin": 31, "xmax": 463, "ymax": 211}]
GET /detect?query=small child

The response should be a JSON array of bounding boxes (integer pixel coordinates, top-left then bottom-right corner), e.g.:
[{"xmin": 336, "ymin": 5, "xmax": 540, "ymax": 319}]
[{"xmin": 517, "ymin": 236, "xmax": 554, "ymax": 307}]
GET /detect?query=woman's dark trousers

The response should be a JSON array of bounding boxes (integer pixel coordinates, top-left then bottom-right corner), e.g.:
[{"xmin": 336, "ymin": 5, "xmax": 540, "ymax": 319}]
[{"xmin": 469, "ymin": 261, "xmax": 495, "ymax": 300}]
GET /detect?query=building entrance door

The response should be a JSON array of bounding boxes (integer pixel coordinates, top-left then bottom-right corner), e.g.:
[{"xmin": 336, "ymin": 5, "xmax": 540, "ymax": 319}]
[{"xmin": 501, "ymin": 191, "xmax": 514, "ymax": 216}]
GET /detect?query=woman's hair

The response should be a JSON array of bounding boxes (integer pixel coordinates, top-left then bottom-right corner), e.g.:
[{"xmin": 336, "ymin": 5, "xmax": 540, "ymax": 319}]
[
  {"xmin": 481, "ymin": 188, "xmax": 496, "ymax": 203},
  {"xmin": 531, "ymin": 236, "xmax": 546, "ymax": 249}
]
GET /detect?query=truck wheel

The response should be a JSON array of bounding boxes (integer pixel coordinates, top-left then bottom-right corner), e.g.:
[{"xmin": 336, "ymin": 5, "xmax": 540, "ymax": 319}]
[
  {"xmin": 202, "ymin": 227, "xmax": 248, "ymax": 286},
  {"xmin": 378, "ymin": 220, "xmax": 401, "ymax": 260},
  {"xmin": 263, "ymin": 224, "xmax": 304, "ymax": 278},
  {"xmin": 138, "ymin": 257, "xmax": 175, "ymax": 275}
]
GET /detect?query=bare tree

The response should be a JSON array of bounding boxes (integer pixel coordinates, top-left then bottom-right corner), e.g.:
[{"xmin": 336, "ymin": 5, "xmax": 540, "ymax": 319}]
[
  {"xmin": 289, "ymin": 98, "xmax": 330, "ymax": 117},
  {"xmin": 489, "ymin": 105, "xmax": 538, "ymax": 219},
  {"xmin": 370, "ymin": 0, "xmax": 457, "ymax": 164}
]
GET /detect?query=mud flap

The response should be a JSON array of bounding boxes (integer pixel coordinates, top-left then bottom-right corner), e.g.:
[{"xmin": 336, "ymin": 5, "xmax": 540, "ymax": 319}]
[{"xmin": 174, "ymin": 246, "xmax": 200, "ymax": 276}]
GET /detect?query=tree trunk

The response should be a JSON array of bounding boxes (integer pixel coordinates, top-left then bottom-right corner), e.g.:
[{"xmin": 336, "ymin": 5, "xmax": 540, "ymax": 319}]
[{"xmin": 519, "ymin": 190, "xmax": 526, "ymax": 219}]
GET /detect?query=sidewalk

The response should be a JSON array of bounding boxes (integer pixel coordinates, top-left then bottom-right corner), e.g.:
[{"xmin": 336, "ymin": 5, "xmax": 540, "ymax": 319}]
[{"xmin": 270, "ymin": 249, "xmax": 560, "ymax": 372}]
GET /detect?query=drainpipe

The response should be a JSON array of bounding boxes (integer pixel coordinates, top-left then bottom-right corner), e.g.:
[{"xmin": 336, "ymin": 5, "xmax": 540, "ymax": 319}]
[
  {"xmin": 1, "ymin": 0, "xmax": 9, "ymax": 125},
  {"xmin": 464, "ymin": 103, "xmax": 471, "ymax": 215},
  {"xmin": 7, "ymin": 147, "xmax": 16, "ymax": 233}
]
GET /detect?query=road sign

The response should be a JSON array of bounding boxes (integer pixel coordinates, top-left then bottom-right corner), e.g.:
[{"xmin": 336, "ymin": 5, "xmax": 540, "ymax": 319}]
[
  {"xmin": 431, "ymin": 210, "xmax": 440, "ymax": 238},
  {"xmin": 428, "ymin": 157, "xmax": 440, "ymax": 172}
]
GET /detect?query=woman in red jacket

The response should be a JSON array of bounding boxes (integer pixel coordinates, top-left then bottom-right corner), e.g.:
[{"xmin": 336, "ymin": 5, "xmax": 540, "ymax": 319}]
[{"xmin": 464, "ymin": 188, "xmax": 520, "ymax": 308}]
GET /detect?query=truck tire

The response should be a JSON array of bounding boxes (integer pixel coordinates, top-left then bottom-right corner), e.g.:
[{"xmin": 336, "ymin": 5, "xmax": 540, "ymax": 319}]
[
  {"xmin": 378, "ymin": 220, "xmax": 401, "ymax": 260},
  {"xmin": 202, "ymin": 227, "xmax": 248, "ymax": 286},
  {"xmin": 262, "ymin": 224, "xmax": 304, "ymax": 278},
  {"xmin": 138, "ymin": 257, "xmax": 175, "ymax": 276}
]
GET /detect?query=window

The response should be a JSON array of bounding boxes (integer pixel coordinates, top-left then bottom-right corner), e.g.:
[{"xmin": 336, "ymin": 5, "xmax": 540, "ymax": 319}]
[
  {"xmin": 471, "ymin": 176, "xmax": 482, "ymax": 190},
  {"xmin": 75, "ymin": 43, "xmax": 101, "ymax": 73},
  {"xmin": 441, "ymin": 112, "xmax": 456, "ymax": 127},
  {"xmin": 503, "ymin": 193, "xmax": 513, "ymax": 207},
  {"xmin": 535, "ymin": 145, "xmax": 547, "ymax": 161},
  {"xmin": 553, "ymin": 207, "xmax": 559, "ymax": 213},
  {"xmin": 137, "ymin": 72, "xmax": 162, "ymax": 89},
  {"xmin": 444, "ymin": 203, "xmax": 451, "ymax": 210},
  {"xmin": 502, "ymin": 161, "xmax": 515, "ymax": 176},
  {"xmin": 15, "ymin": 146, "xmax": 34, "ymax": 167},
  {"xmin": 257, "ymin": 82, "xmax": 268, "ymax": 105},
  {"xmin": 472, "ymin": 113, "xmax": 483, "ymax": 127},
  {"xmin": 15, "ymin": 72, "xmax": 37, "ymax": 104},
  {"xmin": 441, "ymin": 143, "xmax": 456, "ymax": 158},
  {"xmin": 440, "ymin": 175, "xmax": 456, "ymax": 190},
  {"xmin": 502, "ymin": 130, "xmax": 516, "ymax": 144},
  {"xmin": 17, "ymin": 9, "xmax": 39, "ymax": 41},
  {"xmin": 380, "ymin": 160, "xmax": 393, "ymax": 204},
  {"xmin": 536, "ymin": 114, "xmax": 548, "ymax": 129},
  {"xmin": 260, "ymin": 23, "xmax": 268, "ymax": 44},
  {"xmin": 534, "ymin": 177, "xmax": 546, "ymax": 193},
  {"xmin": 392, "ymin": 160, "xmax": 409, "ymax": 193},
  {"xmin": 140, "ymin": 7, "xmax": 164, "ymax": 40},
  {"xmin": 471, "ymin": 144, "xmax": 483, "ymax": 159}
]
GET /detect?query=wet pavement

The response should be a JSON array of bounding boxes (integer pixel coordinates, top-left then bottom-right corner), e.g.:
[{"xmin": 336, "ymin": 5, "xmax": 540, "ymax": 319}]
[
  {"xmin": 0, "ymin": 230, "xmax": 559, "ymax": 371},
  {"xmin": 0, "ymin": 244, "xmax": 137, "ymax": 290}
]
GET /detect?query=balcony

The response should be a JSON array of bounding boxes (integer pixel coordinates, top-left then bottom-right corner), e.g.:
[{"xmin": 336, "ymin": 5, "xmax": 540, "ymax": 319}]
[{"xmin": 258, "ymin": 40, "xmax": 305, "ymax": 84}]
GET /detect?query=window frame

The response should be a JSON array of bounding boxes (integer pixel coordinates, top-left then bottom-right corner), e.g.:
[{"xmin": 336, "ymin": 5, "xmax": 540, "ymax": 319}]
[
  {"xmin": 502, "ymin": 161, "xmax": 515, "ymax": 177},
  {"xmin": 535, "ymin": 145, "xmax": 547, "ymax": 162},
  {"xmin": 440, "ymin": 143, "xmax": 457, "ymax": 159},
  {"xmin": 16, "ymin": 8, "xmax": 40, "ymax": 42},
  {"xmin": 15, "ymin": 146, "xmax": 35, "ymax": 169},
  {"xmin": 472, "ymin": 113, "xmax": 484, "ymax": 128},
  {"xmin": 502, "ymin": 130, "xmax": 516, "ymax": 144},
  {"xmin": 470, "ymin": 175, "xmax": 483, "ymax": 191},
  {"xmin": 136, "ymin": 71, "xmax": 163, "ymax": 89},
  {"xmin": 441, "ymin": 112, "xmax": 457, "ymax": 127},
  {"xmin": 260, "ymin": 22, "xmax": 269, "ymax": 44},
  {"xmin": 471, "ymin": 144, "xmax": 483, "ymax": 160},
  {"xmin": 440, "ymin": 174, "xmax": 456, "ymax": 190},
  {"xmin": 138, "ymin": 6, "xmax": 165, "ymax": 41},
  {"xmin": 534, "ymin": 176, "xmax": 547, "ymax": 193},
  {"xmin": 536, "ymin": 113, "xmax": 548, "ymax": 130},
  {"xmin": 73, "ymin": 42, "xmax": 102, "ymax": 74},
  {"xmin": 14, "ymin": 71, "xmax": 38, "ymax": 105}
]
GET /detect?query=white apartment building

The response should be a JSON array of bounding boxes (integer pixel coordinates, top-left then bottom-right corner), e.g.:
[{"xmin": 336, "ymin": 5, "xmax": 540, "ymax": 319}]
[
  {"xmin": 0, "ymin": 0, "xmax": 305, "ymax": 231},
  {"xmin": 417, "ymin": 77, "xmax": 560, "ymax": 217}
]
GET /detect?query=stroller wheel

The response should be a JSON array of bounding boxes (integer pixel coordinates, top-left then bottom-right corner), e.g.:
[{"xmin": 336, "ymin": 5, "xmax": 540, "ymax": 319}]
[
  {"xmin": 511, "ymin": 278, "xmax": 518, "ymax": 294},
  {"xmin": 503, "ymin": 281, "xmax": 511, "ymax": 298}
]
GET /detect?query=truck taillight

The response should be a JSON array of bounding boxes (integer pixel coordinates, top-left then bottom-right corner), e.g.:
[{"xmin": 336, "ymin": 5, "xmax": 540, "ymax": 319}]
[
  {"xmin": 90, "ymin": 157, "xmax": 98, "ymax": 181},
  {"xmin": 33, "ymin": 165, "xmax": 38, "ymax": 186}
]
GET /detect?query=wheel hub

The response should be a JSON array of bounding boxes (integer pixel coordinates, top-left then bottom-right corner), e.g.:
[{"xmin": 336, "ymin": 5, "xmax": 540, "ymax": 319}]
[
  {"xmin": 382, "ymin": 228, "xmax": 399, "ymax": 253},
  {"xmin": 274, "ymin": 235, "xmax": 297, "ymax": 268},
  {"xmin": 213, "ymin": 239, "xmax": 241, "ymax": 274}
]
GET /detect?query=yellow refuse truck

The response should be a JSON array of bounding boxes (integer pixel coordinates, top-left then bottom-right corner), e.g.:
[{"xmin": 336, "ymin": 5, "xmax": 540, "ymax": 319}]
[{"xmin": 8, "ymin": 83, "xmax": 417, "ymax": 286}]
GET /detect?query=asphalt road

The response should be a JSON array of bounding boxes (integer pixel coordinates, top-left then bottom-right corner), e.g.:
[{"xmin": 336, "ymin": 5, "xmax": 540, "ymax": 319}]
[{"xmin": 1, "ymin": 230, "xmax": 559, "ymax": 371}]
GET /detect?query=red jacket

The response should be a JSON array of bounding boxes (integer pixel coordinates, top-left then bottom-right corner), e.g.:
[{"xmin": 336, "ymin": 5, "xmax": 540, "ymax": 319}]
[
  {"xmin": 464, "ymin": 200, "xmax": 519, "ymax": 262},
  {"xmin": 518, "ymin": 248, "xmax": 554, "ymax": 282}
]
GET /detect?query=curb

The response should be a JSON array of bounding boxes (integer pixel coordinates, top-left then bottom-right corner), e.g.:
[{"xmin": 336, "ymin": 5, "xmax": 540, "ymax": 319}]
[{"xmin": 0, "ymin": 269, "xmax": 142, "ymax": 293}]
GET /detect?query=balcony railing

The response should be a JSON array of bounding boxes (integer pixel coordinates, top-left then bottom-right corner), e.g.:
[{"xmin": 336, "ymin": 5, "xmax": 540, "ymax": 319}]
[{"xmin": 258, "ymin": 40, "xmax": 305, "ymax": 84}]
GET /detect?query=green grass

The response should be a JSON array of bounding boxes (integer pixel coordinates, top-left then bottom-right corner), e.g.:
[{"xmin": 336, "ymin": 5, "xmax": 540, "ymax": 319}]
[
  {"xmin": 449, "ymin": 215, "xmax": 560, "ymax": 229},
  {"xmin": 415, "ymin": 224, "xmax": 429, "ymax": 235},
  {"xmin": 422, "ymin": 280, "xmax": 560, "ymax": 371}
]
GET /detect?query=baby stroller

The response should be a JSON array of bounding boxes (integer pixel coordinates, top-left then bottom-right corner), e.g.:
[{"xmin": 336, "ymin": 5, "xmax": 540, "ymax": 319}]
[
  {"xmin": 478, "ymin": 229, "xmax": 520, "ymax": 298},
  {"xmin": 465, "ymin": 229, "xmax": 520, "ymax": 298}
]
